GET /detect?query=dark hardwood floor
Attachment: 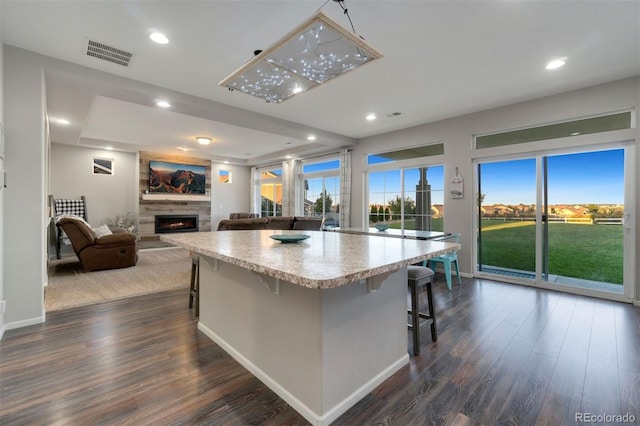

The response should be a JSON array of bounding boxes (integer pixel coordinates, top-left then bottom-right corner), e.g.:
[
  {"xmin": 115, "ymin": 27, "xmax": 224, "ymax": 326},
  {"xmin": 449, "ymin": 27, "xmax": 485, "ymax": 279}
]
[{"xmin": 1, "ymin": 276, "xmax": 639, "ymax": 425}]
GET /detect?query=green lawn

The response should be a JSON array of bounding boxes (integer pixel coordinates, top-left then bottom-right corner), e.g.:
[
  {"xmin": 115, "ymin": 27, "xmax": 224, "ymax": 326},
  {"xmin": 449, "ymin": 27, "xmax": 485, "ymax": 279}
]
[
  {"xmin": 373, "ymin": 218, "xmax": 623, "ymax": 284},
  {"xmin": 480, "ymin": 220, "xmax": 623, "ymax": 284}
]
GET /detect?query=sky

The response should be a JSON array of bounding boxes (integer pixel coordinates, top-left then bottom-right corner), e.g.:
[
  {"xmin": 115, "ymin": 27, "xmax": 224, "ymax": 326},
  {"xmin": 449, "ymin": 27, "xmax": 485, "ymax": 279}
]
[
  {"xmin": 298, "ymin": 148, "xmax": 625, "ymax": 207},
  {"xmin": 149, "ymin": 160, "xmax": 205, "ymax": 174},
  {"xmin": 481, "ymin": 149, "xmax": 624, "ymax": 205}
]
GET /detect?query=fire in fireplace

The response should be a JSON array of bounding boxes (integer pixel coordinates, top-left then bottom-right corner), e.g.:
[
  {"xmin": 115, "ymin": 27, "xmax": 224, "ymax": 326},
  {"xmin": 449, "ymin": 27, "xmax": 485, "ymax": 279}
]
[{"xmin": 155, "ymin": 214, "xmax": 199, "ymax": 234}]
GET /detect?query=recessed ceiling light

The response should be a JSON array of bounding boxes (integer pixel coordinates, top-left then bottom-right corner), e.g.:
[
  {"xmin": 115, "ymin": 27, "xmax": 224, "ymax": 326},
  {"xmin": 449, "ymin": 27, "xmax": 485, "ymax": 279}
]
[
  {"xmin": 224, "ymin": 161, "xmax": 230, "ymax": 164},
  {"xmin": 196, "ymin": 136, "xmax": 212, "ymax": 145},
  {"xmin": 546, "ymin": 57, "xmax": 567, "ymax": 70},
  {"xmin": 285, "ymin": 155, "xmax": 292, "ymax": 159},
  {"xmin": 156, "ymin": 100, "xmax": 171, "ymax": 108},
  {"xmin": 307, "ymin": 135, "xmax": 316, "ymax": 141},
  {"xmin": 105, "ymin": 146, "xmax": 113, "ymax": 151},
  {"xmin": 366, "ymin": 113, "xmax": 376, "ymax": 121},
  {"xmin": 55, "ymin": 118, "xmax": 70, "ymax": 125},
  {"xmin": 150, "ymin": 32, "xmax": 169, "ymax": 45},
  {"xmin": 177, "ymin": 146, "xmax": 191, "ymax": 152}
]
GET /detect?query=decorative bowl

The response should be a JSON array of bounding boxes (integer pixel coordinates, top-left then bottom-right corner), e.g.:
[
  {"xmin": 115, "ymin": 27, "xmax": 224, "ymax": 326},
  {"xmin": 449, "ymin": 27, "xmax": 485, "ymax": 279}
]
[
  {"xmin": 374, "ymin": 224, "xmax": 389, "ymax": 231},
  {"xmin": 269, "ymin": 234, "xmax": 311, "ymax": 243}
]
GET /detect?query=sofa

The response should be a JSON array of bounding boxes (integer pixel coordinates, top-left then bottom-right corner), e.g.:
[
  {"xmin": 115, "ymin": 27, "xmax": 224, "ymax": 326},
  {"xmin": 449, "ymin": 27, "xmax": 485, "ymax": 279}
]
[
  {"xmin": 216, "ymin": 216, "xmax": 323, "ymax": 231},
  {"xmin": 228, "ymin": 212, "xmax": 259, "ymax": 219},
  {"xmin": 56, "ymin": 217, "xmax": 138, "ymax": 272}
]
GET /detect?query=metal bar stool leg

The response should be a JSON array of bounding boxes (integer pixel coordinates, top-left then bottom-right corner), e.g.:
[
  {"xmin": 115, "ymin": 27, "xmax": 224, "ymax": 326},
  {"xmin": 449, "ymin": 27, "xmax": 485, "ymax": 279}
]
[
  {"xmin": 410, "ymin": 280, "xmax": 420, "ymax": 355},
  {"xmin": 407, "ymin": 265, "xmax": 437, "ymax": 356},
  {"xmin": 189, "ymin": 256, "xmax": 199, "ymax": 317},
  {"xmin": 425, "ymin": 280, "xmax": 437, "ymax": 342}
]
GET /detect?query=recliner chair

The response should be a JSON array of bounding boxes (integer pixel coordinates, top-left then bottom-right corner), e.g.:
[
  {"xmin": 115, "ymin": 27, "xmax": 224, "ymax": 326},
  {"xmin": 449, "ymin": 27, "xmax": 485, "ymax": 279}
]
[{"xmin": 56, "ymin": 217, "xmax": 138, "ymax": 272}]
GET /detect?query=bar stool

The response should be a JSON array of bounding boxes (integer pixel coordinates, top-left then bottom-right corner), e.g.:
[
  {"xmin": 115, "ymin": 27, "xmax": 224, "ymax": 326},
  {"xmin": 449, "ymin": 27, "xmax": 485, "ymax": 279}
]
[
  {"xmin": 189, "ymin": 255, "xmax": 199, "ymax": 317},
  {"xmin": 407, "ymin": 265, "xmax": 437, "ymax": 355}
]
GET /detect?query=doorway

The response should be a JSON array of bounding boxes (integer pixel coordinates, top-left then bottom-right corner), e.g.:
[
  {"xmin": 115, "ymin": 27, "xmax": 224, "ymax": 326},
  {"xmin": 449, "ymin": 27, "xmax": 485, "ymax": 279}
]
[{"xmin": 476, "ymin": 146, "xmax": 634, "ymax": 299}]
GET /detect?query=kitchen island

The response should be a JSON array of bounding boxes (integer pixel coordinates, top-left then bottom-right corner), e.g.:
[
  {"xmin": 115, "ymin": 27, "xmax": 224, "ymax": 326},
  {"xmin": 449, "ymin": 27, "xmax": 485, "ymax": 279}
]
[{"xmin": 161, "ymin": 230, "xmax": 458, "ymax": 426}]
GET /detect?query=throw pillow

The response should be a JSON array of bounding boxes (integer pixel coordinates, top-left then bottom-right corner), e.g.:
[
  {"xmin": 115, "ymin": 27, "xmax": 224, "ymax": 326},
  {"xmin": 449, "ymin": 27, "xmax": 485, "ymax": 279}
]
[{"xmin": 92, "ymin": 224, "xmax": 113, "ymax": 239}]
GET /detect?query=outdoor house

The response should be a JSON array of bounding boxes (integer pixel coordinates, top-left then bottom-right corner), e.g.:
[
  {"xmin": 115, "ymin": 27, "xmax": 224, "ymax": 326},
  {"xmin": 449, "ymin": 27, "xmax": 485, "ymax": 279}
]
[{"xmin": 0, "ymin": 1, "xmax": 639, "ymax": 425}]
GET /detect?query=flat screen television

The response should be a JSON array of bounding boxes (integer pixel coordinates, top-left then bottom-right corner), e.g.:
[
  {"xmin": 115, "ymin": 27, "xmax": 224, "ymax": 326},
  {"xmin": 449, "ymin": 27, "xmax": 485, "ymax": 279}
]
[{"xmin": 148, "ymin": 161, "xmax": 206, "ymax": 194}]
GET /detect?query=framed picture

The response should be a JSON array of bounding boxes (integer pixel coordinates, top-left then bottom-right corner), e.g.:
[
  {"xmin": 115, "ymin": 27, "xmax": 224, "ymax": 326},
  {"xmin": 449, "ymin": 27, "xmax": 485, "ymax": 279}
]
[
  {"xmin": 93, "ymin": 157, "xmax": 114, "ymax": 175},
  {"xmin": 149, "ymin": 160, "xmax": 206, "ymax": 193},
  {"xmin": 219, "ymin": 169, "xmax": 232, "ymax": 183},
  {"xmin": 450, "ymin": 168, "xmax": 463, "ymax": 199}
]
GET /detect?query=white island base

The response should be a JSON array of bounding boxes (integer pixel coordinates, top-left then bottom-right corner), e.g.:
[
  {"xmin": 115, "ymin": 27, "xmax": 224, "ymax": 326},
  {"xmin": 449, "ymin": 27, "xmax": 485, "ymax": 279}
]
[{"xmin": 197, "ymin": 256, "xmax": 409, "ymax": 426}]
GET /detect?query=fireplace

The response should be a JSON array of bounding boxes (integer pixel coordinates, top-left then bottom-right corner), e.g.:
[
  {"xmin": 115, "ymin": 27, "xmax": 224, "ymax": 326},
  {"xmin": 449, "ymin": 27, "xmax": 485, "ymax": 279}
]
[{"xmin": 155, "ymin": 214, "xmax": 199, "ymax": 234}]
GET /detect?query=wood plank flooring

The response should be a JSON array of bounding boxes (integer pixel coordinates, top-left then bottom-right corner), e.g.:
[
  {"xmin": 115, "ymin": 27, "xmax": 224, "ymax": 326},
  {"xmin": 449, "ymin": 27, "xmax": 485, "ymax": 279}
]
[{"xmin": 1, "ymin": 277, "xmax": 639, "ymax": 425}]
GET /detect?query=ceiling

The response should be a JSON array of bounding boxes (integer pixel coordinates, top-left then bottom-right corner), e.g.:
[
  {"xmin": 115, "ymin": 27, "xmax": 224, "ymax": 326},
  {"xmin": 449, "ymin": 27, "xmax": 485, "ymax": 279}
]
[{"xmin": 2, "ymin": 0, "xmax": 639, "ymax": 165}]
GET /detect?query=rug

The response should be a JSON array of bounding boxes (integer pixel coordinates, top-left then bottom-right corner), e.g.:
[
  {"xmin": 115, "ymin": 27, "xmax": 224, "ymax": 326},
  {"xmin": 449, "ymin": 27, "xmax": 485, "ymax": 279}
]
[{"xmin": 45, "ymin": 247, "xmax": 192, "ymax": 312}]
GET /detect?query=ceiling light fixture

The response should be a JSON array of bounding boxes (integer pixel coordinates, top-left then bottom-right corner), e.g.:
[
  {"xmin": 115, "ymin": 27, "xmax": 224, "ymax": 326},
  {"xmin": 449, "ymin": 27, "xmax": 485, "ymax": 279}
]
[
  {"xmin": 196, "ymin": 136, "xmax": 212, "ymax": 145},
  {"xmin": 156, "ymin": 100, "xmax": 171, "ymax": 108},
  {"xmin": 546, "ymin": 57, "xmax": 567, "ymax": 70},
  {"xmin": 220, "ymin": 3, "xmax": 383, "ymax": 104},
  {"xmin": 105, "ymin": 146, "xmax": 113, "ymax": 151},
  {"xmin": 55, "ymin": 118, "xmax": 70, "ymax": 125},
  {"xmin": 307, "ymin": 135, "xmax": 316, "ymax": 141},
  {"xmin": 150, "ymin": 32, "xmax": 169, "ymax": 45},
  {"xmin": 365, "ymin": 113, "xmax": 376, "ymax": 121}
]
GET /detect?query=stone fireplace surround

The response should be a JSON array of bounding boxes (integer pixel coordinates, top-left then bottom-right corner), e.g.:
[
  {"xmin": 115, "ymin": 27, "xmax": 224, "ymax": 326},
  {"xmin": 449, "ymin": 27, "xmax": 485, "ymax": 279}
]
[{"xmin": 139, "ymin": 151, "xmax": 211, "ymax": 239}]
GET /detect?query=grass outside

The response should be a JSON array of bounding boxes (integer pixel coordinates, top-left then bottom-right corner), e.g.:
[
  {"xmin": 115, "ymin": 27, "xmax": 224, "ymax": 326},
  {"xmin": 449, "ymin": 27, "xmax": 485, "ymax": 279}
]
[
  {"xmin": 372, "ymin": 218, "xmax": 623, "ymax": 284},
  {"xmin": 480, "ymin": 220, "xmax": 623, "ymax": 284}
]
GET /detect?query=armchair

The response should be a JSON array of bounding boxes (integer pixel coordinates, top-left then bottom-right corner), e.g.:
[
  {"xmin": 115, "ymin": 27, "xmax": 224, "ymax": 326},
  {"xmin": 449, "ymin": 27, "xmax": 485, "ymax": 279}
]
[{"xmin": 56, "ymin": 217, "xmax": 138, "ymax": 272}]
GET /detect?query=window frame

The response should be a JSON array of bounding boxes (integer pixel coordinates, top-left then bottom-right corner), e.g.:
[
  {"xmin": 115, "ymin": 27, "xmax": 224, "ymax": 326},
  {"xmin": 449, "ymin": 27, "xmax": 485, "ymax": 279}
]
[{"xmin": 364, "ymin": 149, "xmax": 445, "ymax": 231}]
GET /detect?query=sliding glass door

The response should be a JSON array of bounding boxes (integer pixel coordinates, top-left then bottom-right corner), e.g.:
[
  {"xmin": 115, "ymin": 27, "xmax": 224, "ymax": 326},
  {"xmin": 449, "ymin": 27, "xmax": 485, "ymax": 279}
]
[
  {"xmin": 477, "ymin": 158, "xmax": 537, "ymax": 279},
  {"xmin": 477, "ymin": 146, "xmax": 633, "ymax": 297},
  {"xmin": 543, "ymin": 150, "xmax": 626, "ymax": 292}
]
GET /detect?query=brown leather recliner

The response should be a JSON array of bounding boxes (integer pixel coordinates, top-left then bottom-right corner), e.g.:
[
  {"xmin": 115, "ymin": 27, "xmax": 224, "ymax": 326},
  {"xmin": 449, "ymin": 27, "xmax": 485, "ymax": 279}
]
[{"xmin": 56, "ymin": 217, "xmax": 138, "ymax": 272}]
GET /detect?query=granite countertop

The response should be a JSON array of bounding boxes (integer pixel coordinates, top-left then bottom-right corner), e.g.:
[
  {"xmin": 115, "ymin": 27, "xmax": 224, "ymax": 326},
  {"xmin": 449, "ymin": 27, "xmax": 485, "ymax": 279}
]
[{"xmin": 161, "ymin": 230, "xmax": 459, "ymax": 289}]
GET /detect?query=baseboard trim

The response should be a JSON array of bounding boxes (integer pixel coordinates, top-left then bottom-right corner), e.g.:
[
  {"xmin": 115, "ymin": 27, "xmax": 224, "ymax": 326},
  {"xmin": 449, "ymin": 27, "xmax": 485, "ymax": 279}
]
[
  {"xmin": 198, "ymin": 322, "xmax": 408, "ymax": 426},
  {"xmin": 5, "ymin": 315, "xmax": 45, "ymax": 331}
]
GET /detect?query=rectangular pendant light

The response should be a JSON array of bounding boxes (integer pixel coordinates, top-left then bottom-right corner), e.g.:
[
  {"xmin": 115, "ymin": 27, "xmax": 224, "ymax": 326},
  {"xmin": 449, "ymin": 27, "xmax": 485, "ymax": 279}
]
[{"xmin": 219, "ymin": 11, "xmax": 383, "ymax": 103}]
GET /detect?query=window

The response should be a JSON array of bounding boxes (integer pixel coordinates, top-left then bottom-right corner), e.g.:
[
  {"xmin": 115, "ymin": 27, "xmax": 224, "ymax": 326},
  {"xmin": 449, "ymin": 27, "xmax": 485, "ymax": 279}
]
[
  {"xmin": 302, "ymin": 158, "xmax": 340, "ymax": 228},
  {"xmin": 368, "ymin": 166, "xmax": 444, "ymax": 231},
  {"xmin": 367, "ymin": 143, "xmax": 444, "ymax": 165},
  {"xmin": 366, "ymin": 144, "xmax": 444, "ymax": 231},
  {"xmin": 476, "ymin": 111, "xmax": 632, "ymax": 149},
  {"xmin": 259, "ymin": 168, "xmax": 282, "ymax": 217}
]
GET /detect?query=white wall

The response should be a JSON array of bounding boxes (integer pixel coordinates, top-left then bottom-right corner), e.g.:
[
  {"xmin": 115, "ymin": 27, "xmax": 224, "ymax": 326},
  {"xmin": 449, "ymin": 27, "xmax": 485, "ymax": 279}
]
[
  {"xmin": 0, "ymin": 4, "xmax": 5, "ymax": 338},
  {"xmin": 3, "ymin": 45, "xmax": 47, "ymax": 328},
  {"xmin": 352, "ymin": 77, "xmax": 640, "ymax": 301},
  {"xmin": 209, "ymin": 162, "xmax": 251, "ymax": 227},
  {"xmin": 50, "ymin": 143, "xmax": 137, "ymax": 227}
]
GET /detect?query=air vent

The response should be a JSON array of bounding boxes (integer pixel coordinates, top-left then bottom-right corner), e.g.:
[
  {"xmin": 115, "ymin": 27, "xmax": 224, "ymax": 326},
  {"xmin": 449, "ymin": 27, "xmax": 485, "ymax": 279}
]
[{"xmin": 85, "ymin": 39, "xmax": 134, "ymax": 67}]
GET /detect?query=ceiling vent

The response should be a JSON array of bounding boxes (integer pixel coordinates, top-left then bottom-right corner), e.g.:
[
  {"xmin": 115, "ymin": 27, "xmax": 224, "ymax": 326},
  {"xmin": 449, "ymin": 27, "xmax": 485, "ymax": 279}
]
[{"xmin": 84, "ymin": 38, "xmax": 134, "ymax": 67}]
